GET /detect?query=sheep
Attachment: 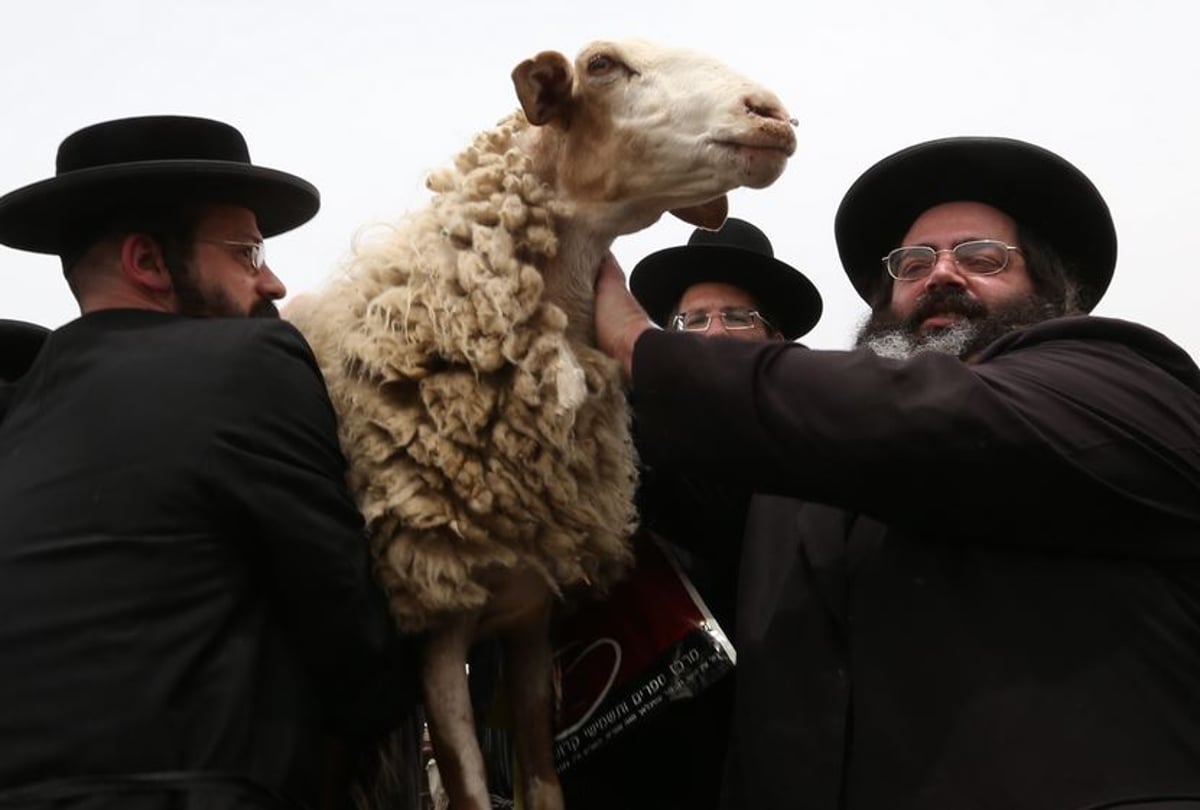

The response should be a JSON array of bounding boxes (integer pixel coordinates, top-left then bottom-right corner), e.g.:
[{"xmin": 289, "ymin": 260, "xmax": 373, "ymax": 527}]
[{"xmin": 286, "ymin": 38, "xmax": 796, "ymax": 810}]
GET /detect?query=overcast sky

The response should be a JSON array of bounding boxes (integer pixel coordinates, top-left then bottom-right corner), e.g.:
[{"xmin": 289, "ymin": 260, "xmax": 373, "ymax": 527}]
[{"xmin": 2, "ymin": 0, "xmax": 1197, "ymax": 357}]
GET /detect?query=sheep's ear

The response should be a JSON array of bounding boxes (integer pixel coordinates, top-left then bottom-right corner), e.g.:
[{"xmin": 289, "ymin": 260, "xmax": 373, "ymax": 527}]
[
  {"xmin": 512, "ymin": 50, "xmax": 575, "ymax": 127},
  {"xmin": 670, "ymin": 196, "xmax": 729, "ymax": 230}
]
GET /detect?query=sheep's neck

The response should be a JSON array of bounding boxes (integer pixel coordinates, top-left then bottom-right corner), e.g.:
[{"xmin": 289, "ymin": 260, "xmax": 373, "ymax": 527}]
[
  {"xmin": 540, "ymin": 224, "xmax": 613, "ymax": 348},
  {"xmin": 517, "ymin": 120, "xmax": 633, "ymax": 348}
]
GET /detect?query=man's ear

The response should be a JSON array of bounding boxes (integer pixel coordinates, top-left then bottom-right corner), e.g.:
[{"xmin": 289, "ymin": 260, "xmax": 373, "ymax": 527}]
[{"xmin": 120, "ymin": 233, "xmax": 173, "ymax": 293}]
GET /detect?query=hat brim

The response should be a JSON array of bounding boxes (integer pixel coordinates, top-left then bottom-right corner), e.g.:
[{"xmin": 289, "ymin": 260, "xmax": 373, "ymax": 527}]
[
  {"xmin": 834, "ymin": 137, "xmax": 1116, "ymax": 311},
  {"xmin": 0, "ymin": 160, "xmax": 319, "ymax": 254},
  {"xmin": 0, "ymin": 319, "xmax": 50, "ymax": 381},
  {"xmin": 630, "ymin": 244, "xmax": 822, "ymax": 340}
]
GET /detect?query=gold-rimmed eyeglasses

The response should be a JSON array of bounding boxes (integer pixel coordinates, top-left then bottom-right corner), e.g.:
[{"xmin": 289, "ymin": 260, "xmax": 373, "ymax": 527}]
[
  {"xmin": 669, "ymin": 307, "xmax": 774, "ymax": 333},
  {"xmin": 883, "ymin": 239, "xmax": 1022, "ymax": 282},
  {"xmin": 197, "ymin": 239, "xmax": 266, "ymax": 273}
]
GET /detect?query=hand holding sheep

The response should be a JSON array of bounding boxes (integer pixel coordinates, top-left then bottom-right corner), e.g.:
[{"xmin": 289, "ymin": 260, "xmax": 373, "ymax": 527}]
[{"xmin": 593, "ymin": 252, "xmax": 656, "ymax": 383}]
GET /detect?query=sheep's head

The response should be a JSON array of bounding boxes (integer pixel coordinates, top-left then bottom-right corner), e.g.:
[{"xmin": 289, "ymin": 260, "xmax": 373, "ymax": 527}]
[{"xmin": 512, "ymin": 39, "xmax": 795, "ymax": 235}]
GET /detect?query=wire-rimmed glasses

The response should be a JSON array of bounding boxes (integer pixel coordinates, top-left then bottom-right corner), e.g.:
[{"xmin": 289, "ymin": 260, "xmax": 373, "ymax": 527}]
[
  {"xmin": 669, "ymin": 307, "xmax": 774, "ymax": 333},
  {"xmin": 198, "ymin": 239, "xmax": 266, "ymax": 273},
  {"xmin": 883, "ymin": 239, "xmax": 1022, "ymax": 282}
]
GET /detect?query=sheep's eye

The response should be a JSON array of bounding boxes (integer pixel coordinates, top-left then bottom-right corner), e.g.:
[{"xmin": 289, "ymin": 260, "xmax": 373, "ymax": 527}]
[{"xmin": 586, "ymin": 54, "xmax": 620, "ymax": 75}]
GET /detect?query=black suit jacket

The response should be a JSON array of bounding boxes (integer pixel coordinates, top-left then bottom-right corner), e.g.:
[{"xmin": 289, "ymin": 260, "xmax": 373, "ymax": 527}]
[
  {"xmin": 0, "ymin": 310, "xmax": 413, "ymax": 806},
  {"xmin": 631, "ymin": 316, "xmax": 1200, "ymax": 810}
]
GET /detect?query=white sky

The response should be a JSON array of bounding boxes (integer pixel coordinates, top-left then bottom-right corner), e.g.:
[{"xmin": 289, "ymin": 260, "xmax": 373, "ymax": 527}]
[{"xmin": 2, "ymin": 0, "xmax": 1197, "ymax": 357}]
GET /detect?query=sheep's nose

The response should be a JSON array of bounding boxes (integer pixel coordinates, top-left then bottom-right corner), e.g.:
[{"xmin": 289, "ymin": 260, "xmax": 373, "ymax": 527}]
[
  {"xmin": 744, "ymin": 95, "xmax": 791, "ymax": 125},
  {"xmin": 742, "ymin": 92, "xmax": 798, "ymax": 155}
]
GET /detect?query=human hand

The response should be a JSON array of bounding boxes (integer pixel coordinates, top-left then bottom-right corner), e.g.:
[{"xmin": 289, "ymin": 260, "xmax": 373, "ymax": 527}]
[{"xmin": 593, "ymin": 251, "xmax": 656, "ymax": 382}]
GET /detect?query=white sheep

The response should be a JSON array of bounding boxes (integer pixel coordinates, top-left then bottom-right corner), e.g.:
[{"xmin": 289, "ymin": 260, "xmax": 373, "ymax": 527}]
[{"xmin": 287, "ymin": 38, "xmax": 796, "ymax": 810}]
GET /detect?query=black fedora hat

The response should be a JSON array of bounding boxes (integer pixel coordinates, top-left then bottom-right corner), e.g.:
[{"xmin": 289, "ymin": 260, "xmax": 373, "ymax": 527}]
[
  {"xmin": 630, "ymin": 218, "xmax": 822, "ymax": 340},
  {"xmin": 0, "ymin": 319, "xmax": 50, "ymax": 382},
  {"xmin": 0, "ymin": 115, "xmax": 320, "ymax": 255},
  {"xmin": 835, "ymin": 136, "xmax": 1117, "ymax": 312}
]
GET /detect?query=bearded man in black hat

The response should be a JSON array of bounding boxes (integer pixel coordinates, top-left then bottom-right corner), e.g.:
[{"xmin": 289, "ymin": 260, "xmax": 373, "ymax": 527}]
[
  {"xmin": 626, "ymin": 216, "xmax": 819, "ymax": 650},
  {"xmin": 592, "ymin": 138, "xmax": 1200, "ymax": 809},
  {"xmin": 0, "ymin": 117, "xmax": 417, "ymax": 810},
  {"xmin": 630, "ymin": 217, "xmax": 822, "ymax": 344},
  {"xmin": 561, "ymin": 218, "xmax": 821, "ymax": 810}
]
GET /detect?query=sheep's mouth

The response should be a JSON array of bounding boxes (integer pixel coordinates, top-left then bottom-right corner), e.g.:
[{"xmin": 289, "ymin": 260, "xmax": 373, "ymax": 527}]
[{"xmin": 711, "ymin": 135, "xmax": 796, "ymax": 158}]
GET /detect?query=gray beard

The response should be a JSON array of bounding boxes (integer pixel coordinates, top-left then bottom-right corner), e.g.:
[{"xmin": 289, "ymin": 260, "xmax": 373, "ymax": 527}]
[
  {"xmin": 856, "ymin": 287, "xmax": 1065, "ymax": 361},
  {"xmin": 861, "ymin": 321, "xmax": 980, "ymax": 360}
]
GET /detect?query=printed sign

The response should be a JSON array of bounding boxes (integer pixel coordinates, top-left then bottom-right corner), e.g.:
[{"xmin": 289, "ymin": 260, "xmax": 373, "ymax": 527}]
[{"xmin": 551, "ymin": 531, "xmax": 735, "ymax": 772}]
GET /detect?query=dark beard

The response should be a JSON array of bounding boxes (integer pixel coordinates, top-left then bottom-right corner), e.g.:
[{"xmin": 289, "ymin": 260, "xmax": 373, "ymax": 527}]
[
  {"xmin": 248, "ymin": 298, "xmax": 280, "ymax": 319},
  {"xmin": 169, "ymin": 264, "xmax": 279, "ymax": 319},
  {"xmin": 856, "ymin": 286, "xmax": 1060, "ymax": 360}
]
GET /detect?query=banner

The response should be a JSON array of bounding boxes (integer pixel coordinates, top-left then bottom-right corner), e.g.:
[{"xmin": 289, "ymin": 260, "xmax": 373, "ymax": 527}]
[{"xmin": 551, "ymin": 531, "xmax": 735, "ymax": 772}]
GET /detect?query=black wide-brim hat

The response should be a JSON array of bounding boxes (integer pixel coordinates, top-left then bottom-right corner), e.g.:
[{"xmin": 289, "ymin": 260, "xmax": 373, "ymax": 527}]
[
  {"xmin": 0, "ymin": 115, "xmax": 320, "ymax": 255},
  {"xmin": 0, "ymin": 318, "xmax": 50, "ymax": 382},
  {"xmin": 630, "ymin": 217, "xmax": 822, "ymax": 340},
  {"xmin": 835, "ymin": 136, "xmax": 1117, "ymax": 312}
]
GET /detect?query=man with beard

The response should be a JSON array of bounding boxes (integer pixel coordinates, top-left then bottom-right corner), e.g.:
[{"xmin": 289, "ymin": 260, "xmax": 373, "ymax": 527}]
[
  {"xmin": 560, "ymin": 217, "xmax": 821, "ymax": 810},
  {"xmin": 854, "ymin": 198, "xmax": 1084, "ymax": 361},
  {"xmin": 592, "ymin": 137, "xmax": 1200, "ymax": 809},
  {"xmin": 0, "ymin": 117, "xmax": 418, "ymax": 810}
]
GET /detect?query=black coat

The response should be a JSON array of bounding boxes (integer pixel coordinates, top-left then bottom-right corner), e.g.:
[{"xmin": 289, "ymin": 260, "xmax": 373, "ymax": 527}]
[
  {"xmin": 0, "ymin": 310, "xmax": 415, "ymax": 808},
  {"xmin": 630, "ymin": 316, "xmax": 1200, "ymax": 810}
]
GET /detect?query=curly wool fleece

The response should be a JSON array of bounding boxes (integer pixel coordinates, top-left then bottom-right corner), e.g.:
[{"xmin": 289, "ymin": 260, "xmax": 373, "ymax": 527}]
[{"xmin": 290, "ymin": 114, "xmax": 637, "ymax": 631}]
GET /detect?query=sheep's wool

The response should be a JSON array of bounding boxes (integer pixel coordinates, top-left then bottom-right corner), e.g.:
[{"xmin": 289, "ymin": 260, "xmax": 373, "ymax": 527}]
[{"xmin": 291, "ymin": 114, "xmax": 637, "ymax": 631}]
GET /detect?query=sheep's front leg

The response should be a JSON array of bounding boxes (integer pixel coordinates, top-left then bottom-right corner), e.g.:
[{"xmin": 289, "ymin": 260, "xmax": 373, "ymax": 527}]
[
  {"xmin": 503, "ymin": 601, "xmax": 564, "ymax": 810},
  {"xmin": 422, "ymin": 610, "xmax": 491, "ymax": 810}
]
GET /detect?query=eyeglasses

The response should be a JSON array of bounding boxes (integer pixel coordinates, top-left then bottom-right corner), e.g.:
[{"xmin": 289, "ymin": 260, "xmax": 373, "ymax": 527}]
[
  {"xmin": 197, "ymin": 239, "xmax": 266, "ymax": 273},
  {"xmin": 669, "ymin": 307, "xmax": 774, "ymax": 333},
  {"xmin": 883, "ymin": 239, "xmax": 1022, "ymax": 282}
]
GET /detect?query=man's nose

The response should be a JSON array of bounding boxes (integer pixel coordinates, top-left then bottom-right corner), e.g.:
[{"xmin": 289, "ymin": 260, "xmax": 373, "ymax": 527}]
[
  {"xmin": 922, "ymin": 251, "xmax": 968, "ymax": 290},
  {"xmin": 257, "ymin": 264, "xmax": 287, "ymax": 300},
  {"xmin": 705, "ymin": 317, "xmax": 730, "ymax": 336}
]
